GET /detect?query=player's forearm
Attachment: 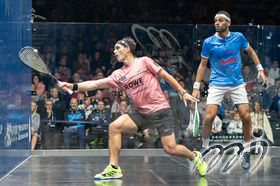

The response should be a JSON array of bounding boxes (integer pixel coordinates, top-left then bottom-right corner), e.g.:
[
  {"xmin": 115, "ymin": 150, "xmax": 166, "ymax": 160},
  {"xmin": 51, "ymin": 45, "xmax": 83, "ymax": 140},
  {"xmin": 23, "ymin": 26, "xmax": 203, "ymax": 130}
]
[
  {"xmin": 76, "ymin": 81, "xmax": 100, "ymax": 91},
  {"xmin": 165, "ymin": 73, "xmax": 185, "ymax": 94},
  {"xmin": 247, "ymin": 48, "xmax": 261, "ymax": 66},
  {"xmin": 159, "ymin": 69, "xmax": 185, "ymax": 94},
  {"xmin": 195, "ymin": 63, "xmax": 207, "ymax": 83},
  {"xmin": 70, "ymin": 79, "xmax": 110, "ymax": 91}
]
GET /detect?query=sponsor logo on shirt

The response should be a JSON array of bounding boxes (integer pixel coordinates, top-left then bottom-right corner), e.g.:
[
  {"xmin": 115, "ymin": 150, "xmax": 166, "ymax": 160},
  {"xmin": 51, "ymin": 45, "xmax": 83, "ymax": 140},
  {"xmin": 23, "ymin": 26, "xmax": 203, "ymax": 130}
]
[
  {"xmin": 124, "ymin": 77, "xmax": 144, "ymax": 90},
  {"xmin": 118, "ymin": 76, "xmax": 127, "ymax": 82},
  {"xmin": 219, "ymin": 57, "xmax": 237, "ymax": 64}
]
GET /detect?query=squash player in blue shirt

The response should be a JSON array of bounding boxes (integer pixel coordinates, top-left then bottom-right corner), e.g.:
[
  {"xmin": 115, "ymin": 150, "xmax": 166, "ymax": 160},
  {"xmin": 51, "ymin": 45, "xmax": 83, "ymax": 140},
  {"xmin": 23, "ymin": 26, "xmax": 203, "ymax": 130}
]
[{"xmin": 192, "ymin": 11, "xmax": 267, "ymax": 171}]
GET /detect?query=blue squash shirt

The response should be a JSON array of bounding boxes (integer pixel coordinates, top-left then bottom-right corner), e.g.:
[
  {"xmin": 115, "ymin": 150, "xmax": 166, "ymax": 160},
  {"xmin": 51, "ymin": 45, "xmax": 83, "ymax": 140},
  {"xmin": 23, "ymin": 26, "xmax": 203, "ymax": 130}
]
[{"xmin": 201, "ymin": 32, "xmax": 249, "ymax": 87}]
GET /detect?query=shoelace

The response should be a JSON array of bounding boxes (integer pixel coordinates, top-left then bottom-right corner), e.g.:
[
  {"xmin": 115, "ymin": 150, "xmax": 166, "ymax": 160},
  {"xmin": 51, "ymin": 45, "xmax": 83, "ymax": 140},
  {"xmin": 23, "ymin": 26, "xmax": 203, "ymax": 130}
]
[
  {"xmin": 194, "ymin": 158, "xmax": 202, "ymax": 167},
  {"xmin": 101, "ymin": 166, "xmax": 110, "ymax": 174},
  {"xmin": 193, "ymin": 153, "xmax": 202, "ymax": 166}
]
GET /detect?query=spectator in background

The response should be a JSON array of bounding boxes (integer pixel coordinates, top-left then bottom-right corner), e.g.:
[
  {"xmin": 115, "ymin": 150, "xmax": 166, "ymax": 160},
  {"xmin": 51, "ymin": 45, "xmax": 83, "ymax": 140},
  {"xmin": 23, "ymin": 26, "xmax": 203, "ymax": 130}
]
[
  {"xmin": 91, "ymin": 69, "xmax": 105, "ymax": 80},
  {"xmin": 31, "ymin": 101, "xmax": 40, "ymax": 150},
  {"xmin": 87, "ymin": 100, "xmax": 111, "ymax": 148},
  {"xmin": 111, "ymin": 100, "xmax": 129, "ymax": 121},
  {"xmin": 181, "ymin": 101, "xmax": 203, "ymax": 149},
  {"xmin": 111, "ymin": 91, "xmax": 132, "ymax": 118},
  {"xmin": 32, "ymin": 74, "xmax": 46, "ymax": 98},
  {"xmin": 78, "ymin": 96, "xmax": 94, "ymax": 120},
  {"xmin": 242, "ymin": 65, "xmax": 256, "ymax": 83},
  {"xmin": 56, "ymin": 65, "xmax": 70, "ymax": 82},
  {"xmin": 247, "ymin": 84, "xmax": 265, "ymax": 108},
  {"xmin": 64, "ymin": 98, "xmax": 86, "ymax": 149},
  {"xmin": 263, "ymin": 56, "xmax": 271, "ymax": 68},
  {"xmin": 49, "ymin": 87, "xmax": 66, "ymax": 149},
  {"xmin": 251, "ymin": 101, "xmax": 274, "ymax": 144},
  {"xmin": 211, "ymin": 116, "xmax": 223, "ymax": 134},
  {"xmin": 72, "ymin": 72, "xmax": 83, "ymax": 83},
  {"xmin": 266, "ymin": 78, "xmax": 280, "ymax": 110},
  {"xmin": 44, "ymin": 51, "xmax": 56, "ymax": 73},
  {"xmin": 185, "ymin": 73, "xmax": 195, "ymax": 93},
  {"xmin": 269, "ymin": 86, "xmax": 280, "ymax": 118},
  {"xmin": 77, "ymin": 91, "xmax": 86, "ymax": 105},
  {"xmin": 227, "ymin": 111, "xmax": 243, "ymax": 135},
  {"xmin": 40, "ymin": 99, "xmax": 60, "ymax": 149},
  {"xmin": 90, "ymin": 51, "xmax": 106, "ymax": 73},
  {"xmin": 76, "ymin": 40, "xmax": 87, "ymax": 54},
  {"xmin": 73, "ymin": 53, "xmax": 90, "ymax": 76},
  {"xmin": 268, "ymin": 60, "xmax": 280, "ymax": 80},
  {"xmin": 223, "ymin": 93, "xmax": 235, "ymax": 118},
  {"xmin": 56, "ymin": 55, "xmax": 72, "ymax": 78},
  {"xmin": 91, "ymin": 89, "xmax": 111, "ymax": 110}
]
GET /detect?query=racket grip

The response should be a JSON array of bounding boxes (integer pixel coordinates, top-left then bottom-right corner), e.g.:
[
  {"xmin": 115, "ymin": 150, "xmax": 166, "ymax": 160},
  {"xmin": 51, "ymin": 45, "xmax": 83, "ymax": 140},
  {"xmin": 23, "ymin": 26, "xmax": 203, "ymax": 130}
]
[
  {"xmin": 57, "ymin": 81, "xmax": 73, "ymax": 95},
  {"xmin": 66, "ymin": 88, "xmax": 73, "ymax": 95}
]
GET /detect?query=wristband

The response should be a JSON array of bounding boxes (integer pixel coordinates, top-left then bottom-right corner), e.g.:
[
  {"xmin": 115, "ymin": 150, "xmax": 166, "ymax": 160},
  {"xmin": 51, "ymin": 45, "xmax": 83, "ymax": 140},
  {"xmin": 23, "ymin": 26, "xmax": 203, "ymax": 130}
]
[
  {"xmin": 193, "ymin": 82, "xmax": 201, "ymax": 89},
  {"xmin": 73, "ymin": 83, "xmax": 78, "ymax": 91},
  {"xmin": 256, "ymin": 64, "xmax": 264, "ymax": 71}
]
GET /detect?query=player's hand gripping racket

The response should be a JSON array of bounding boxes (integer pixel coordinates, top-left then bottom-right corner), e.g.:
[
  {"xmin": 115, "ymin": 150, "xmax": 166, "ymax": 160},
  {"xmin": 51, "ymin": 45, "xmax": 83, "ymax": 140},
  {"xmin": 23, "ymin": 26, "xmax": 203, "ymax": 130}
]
[{"xmin": 19, "ymin": 46, "xmax": 73, "ymax": 94}]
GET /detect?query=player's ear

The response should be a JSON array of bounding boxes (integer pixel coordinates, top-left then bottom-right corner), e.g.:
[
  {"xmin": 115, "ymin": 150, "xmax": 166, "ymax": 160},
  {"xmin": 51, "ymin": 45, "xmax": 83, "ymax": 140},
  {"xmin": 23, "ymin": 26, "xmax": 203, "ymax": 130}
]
[
  {"xmin": 126, "ymin": 47, "xmax": 131, "ymax": 53},
  {"xmin": 227, "ymin": 20, "xmax": 231, "ymax": 27}
]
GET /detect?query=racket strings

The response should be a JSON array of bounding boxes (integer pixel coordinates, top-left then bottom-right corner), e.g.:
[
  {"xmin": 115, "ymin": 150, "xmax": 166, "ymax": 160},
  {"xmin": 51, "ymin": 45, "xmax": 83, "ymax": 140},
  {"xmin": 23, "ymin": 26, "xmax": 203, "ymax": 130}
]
[{"xmin": 19, "ymin": 47, "xmax": 49, "ymax": 74}]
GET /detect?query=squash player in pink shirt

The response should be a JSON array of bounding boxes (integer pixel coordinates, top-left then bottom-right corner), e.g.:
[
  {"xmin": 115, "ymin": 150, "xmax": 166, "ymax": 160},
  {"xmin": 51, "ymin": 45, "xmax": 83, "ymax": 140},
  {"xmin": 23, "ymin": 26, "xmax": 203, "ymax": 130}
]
[{"xmin": 59, "ymin": 37, "xmax": 207, "ymax": 180}]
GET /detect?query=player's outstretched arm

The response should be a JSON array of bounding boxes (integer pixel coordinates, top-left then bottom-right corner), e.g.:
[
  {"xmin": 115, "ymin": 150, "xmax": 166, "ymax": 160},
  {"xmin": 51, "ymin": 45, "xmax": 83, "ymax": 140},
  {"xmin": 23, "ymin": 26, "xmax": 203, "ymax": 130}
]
[{"xmin": 58, "ymin": 78, "xmax": 111, "ymax": 91}]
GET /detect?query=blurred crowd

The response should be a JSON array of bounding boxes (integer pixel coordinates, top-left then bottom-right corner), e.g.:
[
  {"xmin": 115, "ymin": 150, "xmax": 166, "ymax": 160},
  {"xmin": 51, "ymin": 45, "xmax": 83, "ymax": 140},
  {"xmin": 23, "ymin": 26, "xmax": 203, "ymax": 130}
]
[
  {"xmin": 33, "ymin": 0, "xmax": 280, "ymax": 25},
  {"xmin": 30, "ymin": 23, "xmax": 280, "ymax": 150}
]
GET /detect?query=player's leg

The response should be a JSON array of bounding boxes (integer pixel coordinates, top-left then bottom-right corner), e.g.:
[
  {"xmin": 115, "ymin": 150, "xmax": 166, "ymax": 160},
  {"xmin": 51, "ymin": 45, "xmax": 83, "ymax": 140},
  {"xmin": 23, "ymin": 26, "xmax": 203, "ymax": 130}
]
[
  {"xmin": 108, "ymin": 114, "xmax": 138, "ymax": 166},
  {"xmin": 230, "ymin": 84, "xmax": 252, "ymax": 170},
  {"xmin": 201, "ymin": 87, "xmax": 225, "ymax": 150},
  {"xmin": 161, "ymin": 132, "xmax": 207, "ymax": 176},
  {"xmin": 94, "ymin": 114, "xmax": 138, "ymax": 180},
  {"xmin": 153, "ymin": 108, "xmax": 207, "ymax": 176},
  {"xmin": 237, "ymin": 103, "xmax": 252, "ymax": 143},
  {"xmin": 236, "ymin": 103, "xmax": 252, "ymax": 170},
  {"xmin": 202, "ymin": 104, "xmax": 219, "ymax": 149},
  {"xmin": 161, "ymin": 133, "xmax": 195, "ymax": 158}
]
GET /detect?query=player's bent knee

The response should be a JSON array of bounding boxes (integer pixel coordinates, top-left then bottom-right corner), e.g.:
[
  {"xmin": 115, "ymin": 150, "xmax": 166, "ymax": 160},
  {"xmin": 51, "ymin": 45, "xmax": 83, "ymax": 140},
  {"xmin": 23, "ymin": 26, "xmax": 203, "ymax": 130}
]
[
  {"xmin": 108, "ymin": 122, "xmax": 121, "ymax": 134},
  {"xmin": 205, "ymin": 114, "xmax": 215, "ymax": 125},
  {"xmin": 163, "ymin": 144, "xmax": 177, "ymax": 155},
  {"xmin": 240, "ymin": 112, "xmax": 250, "ymax": 121}
]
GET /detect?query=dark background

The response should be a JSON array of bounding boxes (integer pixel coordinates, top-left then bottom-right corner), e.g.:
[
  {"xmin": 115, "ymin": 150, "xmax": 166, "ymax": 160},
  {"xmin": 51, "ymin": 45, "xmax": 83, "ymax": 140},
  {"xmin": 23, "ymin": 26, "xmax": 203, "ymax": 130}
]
[{"xmin": 32, "ymin": 0, "xmax": 279, "ymax": 25}]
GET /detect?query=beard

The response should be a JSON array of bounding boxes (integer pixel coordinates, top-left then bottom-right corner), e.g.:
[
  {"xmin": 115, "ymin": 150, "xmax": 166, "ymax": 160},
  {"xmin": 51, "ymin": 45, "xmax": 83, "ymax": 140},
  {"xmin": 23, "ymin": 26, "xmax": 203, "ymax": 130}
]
[{"xmin": 215, "ymin": 26, "xmax": 228, "ymax": 33}]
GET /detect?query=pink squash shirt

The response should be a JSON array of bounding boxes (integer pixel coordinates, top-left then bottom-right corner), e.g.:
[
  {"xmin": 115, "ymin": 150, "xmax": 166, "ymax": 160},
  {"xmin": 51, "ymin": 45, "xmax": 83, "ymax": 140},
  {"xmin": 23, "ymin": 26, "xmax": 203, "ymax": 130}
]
[{"xmin": 106, "ymin": 57, "xmax": 170, "ymax": 114}]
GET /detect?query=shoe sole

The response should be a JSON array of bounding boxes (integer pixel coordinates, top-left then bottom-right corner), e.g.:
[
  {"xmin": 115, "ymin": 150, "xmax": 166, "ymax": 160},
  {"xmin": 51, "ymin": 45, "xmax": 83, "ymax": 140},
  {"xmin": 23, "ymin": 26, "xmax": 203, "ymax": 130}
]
[{"xmin": 94, "ymin": 174, "xmax": 123, "ymax": 180}]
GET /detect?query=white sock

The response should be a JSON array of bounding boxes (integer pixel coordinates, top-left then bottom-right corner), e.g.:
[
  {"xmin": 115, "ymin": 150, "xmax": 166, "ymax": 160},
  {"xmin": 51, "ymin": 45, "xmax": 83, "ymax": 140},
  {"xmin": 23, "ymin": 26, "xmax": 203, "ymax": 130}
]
[
  {"xmin": 243, "ymin": 141, "xmax": 250, "ymax": 153},
  {"xmin": 202, "ymin": 138, "xmax": 210, "ymax": 149}
]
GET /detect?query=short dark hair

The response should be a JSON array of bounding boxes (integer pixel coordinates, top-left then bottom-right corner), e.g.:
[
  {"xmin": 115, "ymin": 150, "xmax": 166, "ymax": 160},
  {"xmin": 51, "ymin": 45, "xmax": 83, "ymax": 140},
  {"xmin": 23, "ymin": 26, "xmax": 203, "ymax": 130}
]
[
  {"xmin": 122, "ymin": 36, "xmax": 136, "ymax": 54},
  {"xmin": 215, "ymin": 10, "xmax": 231, "ymax": 20}
]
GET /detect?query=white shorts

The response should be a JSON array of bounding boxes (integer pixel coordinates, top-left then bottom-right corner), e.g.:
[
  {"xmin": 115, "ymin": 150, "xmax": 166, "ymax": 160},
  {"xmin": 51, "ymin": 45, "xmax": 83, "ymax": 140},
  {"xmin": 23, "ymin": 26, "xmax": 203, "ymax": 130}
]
[{"xmin": 206, "ymin": 84, "xmax": 249, "ymax": 105}]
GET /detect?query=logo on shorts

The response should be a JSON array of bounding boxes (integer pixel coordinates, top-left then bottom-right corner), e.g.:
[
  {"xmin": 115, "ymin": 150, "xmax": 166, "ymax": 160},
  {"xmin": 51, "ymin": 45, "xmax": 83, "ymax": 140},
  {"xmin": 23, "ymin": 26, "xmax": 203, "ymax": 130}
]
[{"xmin": 164, "ymin": 129, "xmax": 170, "ymax": 132}]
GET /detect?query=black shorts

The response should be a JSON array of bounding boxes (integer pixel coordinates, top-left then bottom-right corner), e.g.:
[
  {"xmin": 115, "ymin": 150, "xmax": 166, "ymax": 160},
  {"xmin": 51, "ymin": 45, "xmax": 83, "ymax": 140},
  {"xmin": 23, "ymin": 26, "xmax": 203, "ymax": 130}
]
[{"xmin": 128, "ymin": 108, "xmax": 174, "ymax": 137}]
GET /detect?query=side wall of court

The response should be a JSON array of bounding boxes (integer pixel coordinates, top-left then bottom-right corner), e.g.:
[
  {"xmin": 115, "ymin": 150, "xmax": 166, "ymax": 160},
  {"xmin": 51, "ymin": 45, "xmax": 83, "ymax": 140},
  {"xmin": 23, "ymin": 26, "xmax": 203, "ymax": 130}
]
[{"xmin": 0, "ymin": 0, "xmax": 32, "ymax": 178}]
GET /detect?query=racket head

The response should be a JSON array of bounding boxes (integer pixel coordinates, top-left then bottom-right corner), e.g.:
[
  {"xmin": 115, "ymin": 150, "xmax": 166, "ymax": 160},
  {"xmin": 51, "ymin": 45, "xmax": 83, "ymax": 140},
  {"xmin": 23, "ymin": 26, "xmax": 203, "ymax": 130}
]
[{"xmin": 19, "ymin": 46, "xmax": 50, "ymax": 74}]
